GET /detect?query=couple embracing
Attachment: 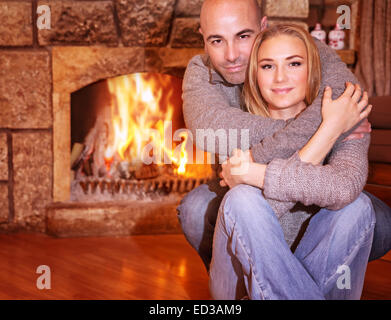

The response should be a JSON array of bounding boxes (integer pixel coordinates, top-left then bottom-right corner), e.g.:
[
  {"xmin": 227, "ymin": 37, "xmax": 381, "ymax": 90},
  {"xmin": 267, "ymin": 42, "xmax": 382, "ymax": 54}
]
[{"xmin": 177, "ymin": 0, "xmax": 391, "ymax": 300}]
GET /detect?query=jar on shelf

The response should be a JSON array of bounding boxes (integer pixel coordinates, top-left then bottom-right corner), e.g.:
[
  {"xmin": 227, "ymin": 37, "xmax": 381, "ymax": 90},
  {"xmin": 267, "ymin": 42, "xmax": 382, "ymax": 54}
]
[
  {"xmin": 310, "ymin": 23, "xmax": 326, "ymax": 43},
  {"xmin": 328, "ymin": 23, "xmax": 345, "ymax": 50}
]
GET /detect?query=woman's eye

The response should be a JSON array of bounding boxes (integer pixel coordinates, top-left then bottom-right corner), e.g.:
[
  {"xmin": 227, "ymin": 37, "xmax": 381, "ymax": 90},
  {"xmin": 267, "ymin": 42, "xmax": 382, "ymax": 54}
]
[
  {"xmin": 290, "ymin": 61, "xmax": 302, "ymax": 67},
  {"xmin": 261, "ymin": 64, "xmax": 272, "ymax": 70}
]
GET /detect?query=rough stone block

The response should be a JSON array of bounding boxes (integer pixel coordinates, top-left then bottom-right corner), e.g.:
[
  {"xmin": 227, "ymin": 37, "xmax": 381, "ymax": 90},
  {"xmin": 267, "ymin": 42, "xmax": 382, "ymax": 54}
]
[
  {"xmin": 53, "ymin": 92, "xmax": 71, "ymax": 202},
  {"xmin": 265, "ymin": 0, "xmax": 309, "ymax": 18},
  {"xmin": 175, "ymin": 0, "xmax": 203, "ymax": 16},
  {"xmin": 0, "ymin": 133, "xmax": 7, "ymax": 181},
  {"xmin": 0, "ymin": 184, "xmax": 8, "ymax": 223},
  {"xmin": 145, "ymin": 47, "xmax": 204, "ymax": 74},
  {"xmin": 170, "ymin": 18, "xmax": 204, "ymax": 48},
  {"xmin": 46, "ymin": 200, "xmax": 182, "ymax": 237},
  {"xmin": 0, "ymin": 51, "xmax": 51, "ymax": 129},
  {"xmin": 12, "ymin": 132, "xmax": 52, "ymax": 232},
  {"xmin": 115, "ymin": 0, "xmax": 176, "ymax": 46},
  {"xmin": 37, "ymin": 1, "xmax": 118, "ymax": 45},
  {"xmin": 0, "ymin": 2, "xmax": 33, "ymax": 46},
  {"xmin": 52, "ymin": 46, "xmax": 145, "ymax": 94},
  {"xmin": 268, "ymin": 19, "xmax": 309, "ymax": 31}
]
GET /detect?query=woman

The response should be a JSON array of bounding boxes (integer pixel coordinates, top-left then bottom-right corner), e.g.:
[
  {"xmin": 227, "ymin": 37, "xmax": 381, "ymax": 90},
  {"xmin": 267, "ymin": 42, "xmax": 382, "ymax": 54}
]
[{"xmin": 212, "ymin": 24, "xmax": 375, "ymax": 300}]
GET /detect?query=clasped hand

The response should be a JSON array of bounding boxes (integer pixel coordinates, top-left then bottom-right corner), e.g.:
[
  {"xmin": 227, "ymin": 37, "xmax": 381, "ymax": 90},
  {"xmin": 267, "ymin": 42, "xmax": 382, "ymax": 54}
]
[
  {"xmin": 219, "ymin": 149, "xmax": 266, "ymax": 189},
  {"xmin": 323, "ymin": 82, "xmax": 372, "ymax": 138}
]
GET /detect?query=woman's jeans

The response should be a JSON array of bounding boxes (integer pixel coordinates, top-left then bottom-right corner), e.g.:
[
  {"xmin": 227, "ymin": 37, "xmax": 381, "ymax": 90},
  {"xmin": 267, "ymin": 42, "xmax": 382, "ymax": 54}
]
[{"xmin": 177, "ymin": 181, "xmax": 388, "ymax": 299}]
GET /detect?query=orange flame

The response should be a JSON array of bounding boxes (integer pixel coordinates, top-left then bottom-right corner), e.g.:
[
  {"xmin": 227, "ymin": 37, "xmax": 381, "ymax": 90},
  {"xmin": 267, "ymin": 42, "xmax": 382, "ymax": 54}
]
[{"xmin": 105, "ymin": 73, "xmax": 189, "ymax": 176}]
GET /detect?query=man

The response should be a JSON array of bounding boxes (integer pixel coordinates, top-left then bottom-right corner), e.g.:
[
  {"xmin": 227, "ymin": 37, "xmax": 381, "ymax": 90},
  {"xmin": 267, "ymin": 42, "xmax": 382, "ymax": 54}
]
[{"xmin": 177, "ymin": 0, "xmax": 391, "ymax": 297}]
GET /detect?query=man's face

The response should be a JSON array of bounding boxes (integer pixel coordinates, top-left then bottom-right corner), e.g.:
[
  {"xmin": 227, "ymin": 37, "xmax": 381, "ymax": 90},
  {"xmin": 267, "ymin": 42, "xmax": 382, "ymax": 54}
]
[{"xmin": 200, "ymin": 0, "xmax": 262, "ymax": 84}]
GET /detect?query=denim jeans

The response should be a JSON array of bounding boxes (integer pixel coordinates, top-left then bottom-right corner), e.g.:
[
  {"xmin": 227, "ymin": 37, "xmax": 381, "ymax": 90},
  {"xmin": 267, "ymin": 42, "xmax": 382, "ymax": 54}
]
[
  {"xmin": 363, "ymin": 191, "xmax": 391, "ymax": 260},
  {"xmin": 209, "ymin": 185, "xmax": 375, "ymax": 299},
  {"xmin": 177, "ymin": 180, "xmax": 389, "ymax": 299},
  {"xmin": 177, "ymin": 179, "xmax": 229, "ymax": 269}
]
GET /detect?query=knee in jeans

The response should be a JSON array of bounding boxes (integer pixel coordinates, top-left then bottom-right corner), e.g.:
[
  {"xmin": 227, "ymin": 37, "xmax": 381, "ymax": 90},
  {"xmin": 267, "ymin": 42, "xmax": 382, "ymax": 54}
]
[
  {"xmin": 220, "ymin": 184, "xmax": 271, "ymax": 222},
  {"xmin": 336, "ymin": 193, "xmax": 376, "ymax": 232},
  {"xmin": 224, "ymin": 184, "xmax": 265, "ymax": 200},
  {"xmin": 352, "ymin": 193, "xmax": 376, "ymax": 225},
  {"xmin": 177, "ymin": 185, "xmax": 204, "ymax": 223},
  {"xmin": 177, "ymin": 184, "xmax": 215, "ymax": 233},
  {"xmin": 223, "ymin": 184, "xmax": 265, "ymax": 207}
]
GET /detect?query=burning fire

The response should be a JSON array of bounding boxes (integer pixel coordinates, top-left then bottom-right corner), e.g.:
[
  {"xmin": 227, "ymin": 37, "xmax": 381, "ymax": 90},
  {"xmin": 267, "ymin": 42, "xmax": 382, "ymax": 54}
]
[{"xmin": 104, "ymin": 73, "xmax": 189, "ymax": 176}]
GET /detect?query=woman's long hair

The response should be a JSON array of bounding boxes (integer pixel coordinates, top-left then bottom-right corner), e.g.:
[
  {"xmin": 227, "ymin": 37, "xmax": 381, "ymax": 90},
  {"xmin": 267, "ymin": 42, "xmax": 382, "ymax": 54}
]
[{"xmin": 243, "ymin": 24, "xmax": 321, "ymax": 117}]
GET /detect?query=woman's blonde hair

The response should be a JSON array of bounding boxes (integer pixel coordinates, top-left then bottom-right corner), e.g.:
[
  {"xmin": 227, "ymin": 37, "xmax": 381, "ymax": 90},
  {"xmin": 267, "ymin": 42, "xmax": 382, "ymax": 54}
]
[{"xmin": 243, "ymin": 24, "xmax": 321, "ymax": 117}]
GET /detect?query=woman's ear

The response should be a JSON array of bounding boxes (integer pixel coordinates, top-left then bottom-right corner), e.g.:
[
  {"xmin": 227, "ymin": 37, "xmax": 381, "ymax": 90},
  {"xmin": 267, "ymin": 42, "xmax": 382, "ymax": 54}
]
[{"xmin": 261, "ymin": 16, "xmax": 268, "ymax": 31}]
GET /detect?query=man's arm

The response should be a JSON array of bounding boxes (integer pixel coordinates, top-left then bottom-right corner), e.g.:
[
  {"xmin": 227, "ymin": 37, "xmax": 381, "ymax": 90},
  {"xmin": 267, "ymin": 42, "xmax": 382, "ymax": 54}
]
[
  {"xmin": 259, "ymin": 137, "xmax": 369, "ymax": 220},
  {"xmin": 263, "ymin": 134, "xmax": 370, "ymax": 214}
]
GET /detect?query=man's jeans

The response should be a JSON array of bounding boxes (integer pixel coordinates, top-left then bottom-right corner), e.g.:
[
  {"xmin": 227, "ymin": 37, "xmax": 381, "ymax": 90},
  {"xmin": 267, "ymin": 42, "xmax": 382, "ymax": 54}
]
[
  {"xmin": 363, "ymin": 190, "xmax": 391, "ymax": 260},
  {"xmin": 177, "ymin": 180, "xmax": 389, "ymax": 299}
]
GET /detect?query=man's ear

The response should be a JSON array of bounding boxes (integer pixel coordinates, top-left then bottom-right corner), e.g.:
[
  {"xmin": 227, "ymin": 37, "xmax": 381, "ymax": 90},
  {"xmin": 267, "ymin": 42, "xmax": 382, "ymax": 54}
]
[
  {"xmin": 199, "ymin": 27, "xmax": 207, "ymax": 51},
  {"xmin": 261, "ymin": 16, "xmax": 268, "ymax": 31}
]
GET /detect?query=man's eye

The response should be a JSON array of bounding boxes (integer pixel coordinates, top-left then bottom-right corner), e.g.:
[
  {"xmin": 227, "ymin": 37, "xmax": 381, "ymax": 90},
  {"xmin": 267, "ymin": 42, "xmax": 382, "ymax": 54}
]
[
  {"xmin": 290, "ymin": 61, "xmax": 302, "ymax": 67},
  {"xmin": 239, "ymin": 34, "xmax": 250, "ymax": 39},
  {"xmin": 211, "ymin": 39, "xmax": 222, "ymax": 45}
]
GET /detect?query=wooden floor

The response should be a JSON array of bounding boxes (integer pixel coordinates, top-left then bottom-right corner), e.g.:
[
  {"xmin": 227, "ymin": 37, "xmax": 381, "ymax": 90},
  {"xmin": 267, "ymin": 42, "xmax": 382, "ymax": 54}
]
[{"xmin": 0, "ymin": 233, "xmax": 389, "ymax": 300}]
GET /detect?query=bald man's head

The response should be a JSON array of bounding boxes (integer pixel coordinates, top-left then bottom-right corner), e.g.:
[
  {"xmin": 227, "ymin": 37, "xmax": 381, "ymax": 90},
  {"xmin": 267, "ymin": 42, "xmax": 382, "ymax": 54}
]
[
  {"xmin": 200, "ymin": 0, "xmax": 262, "ymax": 31},
  {"xmin": 199, "ymin": 0, "xmax": 263, "ymax": 84}
]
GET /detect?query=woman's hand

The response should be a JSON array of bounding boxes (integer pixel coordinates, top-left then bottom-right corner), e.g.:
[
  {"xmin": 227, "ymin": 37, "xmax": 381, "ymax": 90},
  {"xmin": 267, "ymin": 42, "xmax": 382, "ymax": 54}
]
[
  {"xmin": 219, "ymin": 149, "xmax": 266, "ymax": 189},
  {"xmin": 298, "ymin": 83, "xmax": 372, "ymax": 165},
  {"xmin": 321, "ymin": 82, "xmax": 372, "ymax": 136}
]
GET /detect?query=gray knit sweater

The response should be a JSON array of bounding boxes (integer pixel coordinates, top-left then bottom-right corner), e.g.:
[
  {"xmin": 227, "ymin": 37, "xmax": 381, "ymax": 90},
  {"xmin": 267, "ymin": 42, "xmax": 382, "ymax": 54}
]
[{"xmin": 182, "ymin": 39, "xmax": 370, "ymax": 248}]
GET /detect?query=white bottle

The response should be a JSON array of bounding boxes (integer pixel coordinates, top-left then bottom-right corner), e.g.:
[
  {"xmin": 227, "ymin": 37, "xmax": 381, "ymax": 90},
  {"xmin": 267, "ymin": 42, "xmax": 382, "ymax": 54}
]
[
  {"xmin": 328, "ymin": 23, "xmax": 345, "ymax": 50},
  {"xmin": 310, "ymin": 23, "xmax": 326, "ymax": 43}
]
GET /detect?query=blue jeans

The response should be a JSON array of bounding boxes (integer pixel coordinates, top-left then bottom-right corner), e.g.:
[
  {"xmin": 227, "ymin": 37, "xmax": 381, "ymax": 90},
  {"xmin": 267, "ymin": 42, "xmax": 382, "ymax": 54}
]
[
  {"xmin": 177, "ymin": 181, "xmax": 389, "ymax": 299},
  {"xmin": 208, "ymin": 185, "xmax": 375, "ymax": 299},
  {"xmin": 363, "ymin": 190, "xmax": 391, "ymax": 260}
]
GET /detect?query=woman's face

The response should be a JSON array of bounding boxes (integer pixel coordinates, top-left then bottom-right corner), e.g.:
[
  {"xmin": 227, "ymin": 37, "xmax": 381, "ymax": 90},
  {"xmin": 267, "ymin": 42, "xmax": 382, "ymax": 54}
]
[{"xmin": 257, "ymin": 34, "xmax": 308, "ymax": 120}]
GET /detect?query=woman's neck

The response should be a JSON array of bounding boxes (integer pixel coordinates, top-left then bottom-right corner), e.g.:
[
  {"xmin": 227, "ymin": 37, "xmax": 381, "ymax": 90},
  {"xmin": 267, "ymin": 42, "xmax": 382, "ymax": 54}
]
[{"xmin": 268, "ymin": 101, "xmax": 307, "ymax": 121}]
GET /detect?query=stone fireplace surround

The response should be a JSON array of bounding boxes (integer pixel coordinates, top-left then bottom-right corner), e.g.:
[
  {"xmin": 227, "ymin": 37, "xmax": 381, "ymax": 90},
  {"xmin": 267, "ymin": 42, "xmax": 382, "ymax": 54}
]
[
  {"xmin": 47, "ymin": 46, "xmax": 206, "ymax": 237},
  {"xmin": 0, "ymin": 0, "xmax": 311, "ymax": 236}
]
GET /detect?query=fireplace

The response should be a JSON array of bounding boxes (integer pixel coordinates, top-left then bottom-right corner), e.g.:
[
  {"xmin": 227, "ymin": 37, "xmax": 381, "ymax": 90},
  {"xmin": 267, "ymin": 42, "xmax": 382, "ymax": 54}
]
[{"xmin": 46, "ymin": 47, "xmax": 214, "ymax": 237}]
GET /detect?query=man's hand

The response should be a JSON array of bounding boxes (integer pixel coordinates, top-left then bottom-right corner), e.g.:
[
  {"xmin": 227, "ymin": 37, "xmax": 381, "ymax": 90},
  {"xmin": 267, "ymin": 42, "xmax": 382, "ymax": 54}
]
[
  {"xmin": 219, "ymin": 149, "xmax": 252, "ymax": 188},
  {"xmin": 343, "ymin": 118, "xmax": 372, "ymax": 141},
  {"xmin": 219, "ymin": 149, "xmax": 266, "ymax": 189}
]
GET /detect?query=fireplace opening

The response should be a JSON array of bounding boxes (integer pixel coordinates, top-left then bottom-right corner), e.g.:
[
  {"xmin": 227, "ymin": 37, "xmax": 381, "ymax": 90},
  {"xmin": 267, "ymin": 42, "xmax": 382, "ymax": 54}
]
[{"xmin": 70, "ymin": 73, "xmax": 214, "ymax": 202}]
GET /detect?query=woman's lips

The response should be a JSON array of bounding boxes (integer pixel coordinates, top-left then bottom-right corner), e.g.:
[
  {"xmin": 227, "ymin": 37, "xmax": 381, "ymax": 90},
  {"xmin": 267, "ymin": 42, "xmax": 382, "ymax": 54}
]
[{"xmin": 271, "ymin": 87, "xmax": 294, "ymax": 94}]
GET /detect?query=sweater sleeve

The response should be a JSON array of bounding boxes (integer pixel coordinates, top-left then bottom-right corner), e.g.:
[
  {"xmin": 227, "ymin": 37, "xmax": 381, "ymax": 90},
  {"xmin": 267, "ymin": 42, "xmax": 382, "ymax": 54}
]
[
  {"xmin": 263, "ymin": 133, "xmax": 370, "ymax": 213},
  {"xmin": 182, "ymin": 55, "xmax": 286, "ymax": 158},
  {"xmin": 251, "ymin": 39, "xmax": 360, "ymax": 164}
]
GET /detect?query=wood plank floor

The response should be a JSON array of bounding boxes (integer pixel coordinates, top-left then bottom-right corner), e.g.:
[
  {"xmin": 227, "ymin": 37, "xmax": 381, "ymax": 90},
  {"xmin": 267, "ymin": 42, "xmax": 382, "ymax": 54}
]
[{"xmin": 0, "ymin": 233, "xmax": 389, "ymax": 300}]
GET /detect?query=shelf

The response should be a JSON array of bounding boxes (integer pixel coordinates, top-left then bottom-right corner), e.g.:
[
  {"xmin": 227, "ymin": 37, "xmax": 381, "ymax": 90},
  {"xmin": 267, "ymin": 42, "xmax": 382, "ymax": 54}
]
[{"xmin": 336, "ymin": 49, "xmax": 356, "ymax": 65}]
